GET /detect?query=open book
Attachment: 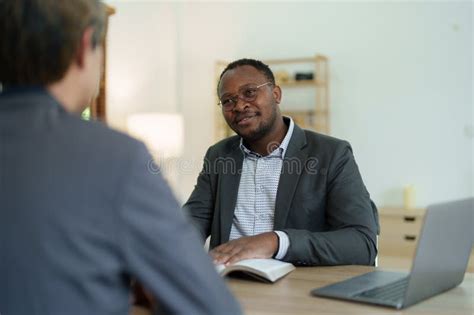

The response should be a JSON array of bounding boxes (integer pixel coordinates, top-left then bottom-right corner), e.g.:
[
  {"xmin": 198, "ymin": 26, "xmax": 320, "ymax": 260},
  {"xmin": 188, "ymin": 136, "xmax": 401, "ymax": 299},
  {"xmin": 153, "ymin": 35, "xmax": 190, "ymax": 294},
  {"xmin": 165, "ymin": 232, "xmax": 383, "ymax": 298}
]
[{"xmin": 215, "ymin": 259, "xmax": 295, "ymax": 283}]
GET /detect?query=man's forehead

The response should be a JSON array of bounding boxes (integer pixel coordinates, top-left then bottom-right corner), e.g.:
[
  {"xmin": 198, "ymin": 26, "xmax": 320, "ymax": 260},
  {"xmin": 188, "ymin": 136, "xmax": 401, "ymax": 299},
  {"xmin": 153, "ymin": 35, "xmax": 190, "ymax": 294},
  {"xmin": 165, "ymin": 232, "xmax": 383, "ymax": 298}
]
[{"xmin": 219, "ymin": 65, "xmax": 265, "ymax": 94}]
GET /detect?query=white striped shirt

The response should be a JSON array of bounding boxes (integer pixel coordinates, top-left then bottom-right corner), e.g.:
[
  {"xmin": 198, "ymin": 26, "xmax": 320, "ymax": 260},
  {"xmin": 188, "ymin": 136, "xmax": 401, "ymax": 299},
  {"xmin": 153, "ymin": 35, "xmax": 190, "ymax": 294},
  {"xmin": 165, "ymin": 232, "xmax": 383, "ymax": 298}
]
[{"xmin": 229, "ymin": 118, "xmax": 294, "ymax": 259}]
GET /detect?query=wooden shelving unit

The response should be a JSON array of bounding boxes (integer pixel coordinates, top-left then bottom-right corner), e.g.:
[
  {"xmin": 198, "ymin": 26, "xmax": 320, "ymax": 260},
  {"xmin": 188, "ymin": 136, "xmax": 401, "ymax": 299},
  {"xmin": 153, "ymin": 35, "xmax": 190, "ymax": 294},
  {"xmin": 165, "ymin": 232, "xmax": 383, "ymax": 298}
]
[{"xmin": 214, "ymin": 55, "xmax": 330, "ymax": 141}]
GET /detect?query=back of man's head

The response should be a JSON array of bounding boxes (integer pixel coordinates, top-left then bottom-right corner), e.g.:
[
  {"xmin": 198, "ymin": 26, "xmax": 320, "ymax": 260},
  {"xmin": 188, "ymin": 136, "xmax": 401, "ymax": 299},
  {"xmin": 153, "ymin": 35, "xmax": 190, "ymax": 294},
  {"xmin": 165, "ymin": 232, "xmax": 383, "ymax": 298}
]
[{"xmin": 0, "ymin": 0, "xmax": 106, "ymax": 87}]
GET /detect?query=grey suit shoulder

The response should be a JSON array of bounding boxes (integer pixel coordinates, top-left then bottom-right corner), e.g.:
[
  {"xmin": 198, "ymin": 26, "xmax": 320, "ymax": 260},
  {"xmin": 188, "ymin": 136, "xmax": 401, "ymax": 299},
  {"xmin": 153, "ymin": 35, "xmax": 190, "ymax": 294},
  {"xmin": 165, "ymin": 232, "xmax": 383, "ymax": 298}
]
[{"xmin": 0, "ymin": 88, "xmax": 242, "ymax": 315}]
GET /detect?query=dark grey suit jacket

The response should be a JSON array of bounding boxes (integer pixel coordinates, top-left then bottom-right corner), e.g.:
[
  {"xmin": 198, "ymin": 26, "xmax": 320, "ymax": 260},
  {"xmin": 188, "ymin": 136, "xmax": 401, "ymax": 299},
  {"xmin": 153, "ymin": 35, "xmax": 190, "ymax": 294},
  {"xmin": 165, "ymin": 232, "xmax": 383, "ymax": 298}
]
[
  {"xmin": 0, "ymin": 88, "xmax": 241, "ymax": 315},
  {"xmin": 184, "ymin": 120, "xmax": 379, "ymax": 266}
]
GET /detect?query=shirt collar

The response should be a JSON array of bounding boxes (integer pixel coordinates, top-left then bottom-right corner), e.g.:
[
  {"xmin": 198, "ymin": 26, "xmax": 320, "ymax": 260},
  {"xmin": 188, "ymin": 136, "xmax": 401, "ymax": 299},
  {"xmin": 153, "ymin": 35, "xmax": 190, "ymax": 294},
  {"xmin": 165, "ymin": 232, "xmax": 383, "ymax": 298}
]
[
  {"xmin": 239, "ymin": 116, "xmax": 295, "ymax": 158},
  {"xmin": 0, "ymin": 85, "xmax": 45, "ymax": 97}
]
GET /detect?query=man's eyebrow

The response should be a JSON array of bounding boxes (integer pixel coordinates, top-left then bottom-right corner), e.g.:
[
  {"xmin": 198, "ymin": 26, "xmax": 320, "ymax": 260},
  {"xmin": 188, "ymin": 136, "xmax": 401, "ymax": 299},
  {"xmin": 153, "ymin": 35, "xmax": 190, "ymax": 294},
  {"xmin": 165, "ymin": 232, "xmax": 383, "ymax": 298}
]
[
  {"xmin": 219, "ymin": 91, "xmax": 233, "ymax": 98},
  {"xmin": 219, "ymin": 83, "xmax": 257, "ymax": 97}
]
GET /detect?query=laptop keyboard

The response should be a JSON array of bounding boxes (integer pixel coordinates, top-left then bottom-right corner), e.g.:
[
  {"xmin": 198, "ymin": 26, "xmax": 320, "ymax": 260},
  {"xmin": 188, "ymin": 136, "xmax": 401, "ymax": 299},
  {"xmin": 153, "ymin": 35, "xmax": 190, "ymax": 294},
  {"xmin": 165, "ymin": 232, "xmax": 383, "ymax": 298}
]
[{"xmin": 354, "ymin": 277, "xmax": 409, "ymax": 302}]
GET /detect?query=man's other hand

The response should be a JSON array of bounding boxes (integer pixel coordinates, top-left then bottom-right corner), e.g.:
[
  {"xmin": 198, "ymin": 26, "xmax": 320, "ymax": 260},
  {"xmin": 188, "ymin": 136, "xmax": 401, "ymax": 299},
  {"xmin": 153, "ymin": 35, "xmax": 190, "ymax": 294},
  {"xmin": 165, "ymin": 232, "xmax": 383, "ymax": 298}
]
[{"xmin": 210, "ymin": 232, "xmax": 278, "ymax": 265}]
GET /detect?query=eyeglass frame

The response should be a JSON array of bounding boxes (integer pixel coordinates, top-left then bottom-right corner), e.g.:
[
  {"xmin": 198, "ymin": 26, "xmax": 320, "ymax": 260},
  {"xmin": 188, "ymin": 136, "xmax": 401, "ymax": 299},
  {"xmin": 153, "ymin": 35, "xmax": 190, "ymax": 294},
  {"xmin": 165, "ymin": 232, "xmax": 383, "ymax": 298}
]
[{"xmin": 217, "ymin": 81, "xmax": 273, "ymax": 112}]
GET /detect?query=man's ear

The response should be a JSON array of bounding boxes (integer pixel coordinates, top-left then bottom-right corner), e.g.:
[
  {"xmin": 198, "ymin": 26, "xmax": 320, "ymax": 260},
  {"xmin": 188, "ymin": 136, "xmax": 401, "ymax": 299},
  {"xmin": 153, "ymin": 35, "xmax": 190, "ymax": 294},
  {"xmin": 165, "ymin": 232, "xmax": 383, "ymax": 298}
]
[
  {"xmin": 272, "ymin": 85, "xmax": 282, "ymax": 104},
  {"xmin": 75, "ymin": 27, "xmax": 95, "ymax": 68}
]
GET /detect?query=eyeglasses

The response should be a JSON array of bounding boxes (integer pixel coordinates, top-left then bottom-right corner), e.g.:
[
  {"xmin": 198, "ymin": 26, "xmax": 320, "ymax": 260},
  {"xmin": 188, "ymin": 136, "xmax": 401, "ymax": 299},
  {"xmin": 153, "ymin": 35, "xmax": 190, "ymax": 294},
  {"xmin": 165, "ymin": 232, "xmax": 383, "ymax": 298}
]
[{"xmin": 218, "ymin": 82, "xmax": 272, "ymax": 112}]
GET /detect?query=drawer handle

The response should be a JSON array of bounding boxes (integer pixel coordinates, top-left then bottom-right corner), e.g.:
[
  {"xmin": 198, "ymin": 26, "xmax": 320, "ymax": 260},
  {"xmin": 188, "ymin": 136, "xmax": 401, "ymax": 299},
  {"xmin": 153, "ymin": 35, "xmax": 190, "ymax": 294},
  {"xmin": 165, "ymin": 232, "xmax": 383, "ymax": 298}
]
[
  {"xmin": 404, "ymin": 216, "xmax": 416, "ymax": 222},
  {"xmin": 404, "ymin": 235, "xmax": 417, "ymax": 241}
]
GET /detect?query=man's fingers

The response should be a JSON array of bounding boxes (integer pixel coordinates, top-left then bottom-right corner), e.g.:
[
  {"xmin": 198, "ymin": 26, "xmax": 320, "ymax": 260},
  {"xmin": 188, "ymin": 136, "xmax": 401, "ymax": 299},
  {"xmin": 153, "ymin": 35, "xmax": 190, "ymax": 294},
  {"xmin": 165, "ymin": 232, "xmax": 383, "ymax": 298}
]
[
  {"xmin": 226, "ymin": 254, "xmax": 242, "ymax": 265},
  {"xmin": 211, "ymin": 243, "xmax": 244, "ymax": 265},
  {"xmin": 226, "ymin": 249, "xmax": 251, "ymax": 265},
  {"xmin": 210, "ymin": 236, "xmax": 260, "ymax": 265},
  {"xmin": 212, "ymin": 252, "xmax": 231, "ymax": 265},
  {"xmin": 211, "ymin": 248, "xmax": 234, "ymax": 262},
  {"xmin": 210, "ymin": 243, "xmax": 228, "ymax": 254},
  {"xmin": 211, "ymin": 245, "xmax": 235, "ymax": 264}
]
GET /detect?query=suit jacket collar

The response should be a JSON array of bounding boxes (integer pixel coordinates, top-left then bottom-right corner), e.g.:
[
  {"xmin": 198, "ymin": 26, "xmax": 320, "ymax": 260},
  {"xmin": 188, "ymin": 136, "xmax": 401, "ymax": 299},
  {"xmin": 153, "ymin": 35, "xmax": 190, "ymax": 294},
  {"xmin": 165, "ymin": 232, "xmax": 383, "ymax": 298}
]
[
  {"xmin": 218, "ymin": 137, "xmax": 244, "ymax": 243},
  {"xmin": 0, "ymin": 87, "xmax": 65, "ymax": 132},
  {"xmin": 274, "ymin": 123, "xmax": 308, "ymax": 229},
  {"xmin": 1, "ymin": 86, "xmax": 57, "ymax": 106}
]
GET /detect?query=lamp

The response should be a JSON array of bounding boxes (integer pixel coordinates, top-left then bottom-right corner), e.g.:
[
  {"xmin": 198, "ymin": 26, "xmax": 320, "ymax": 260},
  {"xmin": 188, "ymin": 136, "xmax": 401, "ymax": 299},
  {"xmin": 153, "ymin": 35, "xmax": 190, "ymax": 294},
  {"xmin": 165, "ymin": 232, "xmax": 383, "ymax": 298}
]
[
  {"xmin": 126, "ymin": 113, "xmax": 184, "ymax": 160},
  {"xmin": 127, "ymin": 113, "xmax": 184, "ymax": 198}
]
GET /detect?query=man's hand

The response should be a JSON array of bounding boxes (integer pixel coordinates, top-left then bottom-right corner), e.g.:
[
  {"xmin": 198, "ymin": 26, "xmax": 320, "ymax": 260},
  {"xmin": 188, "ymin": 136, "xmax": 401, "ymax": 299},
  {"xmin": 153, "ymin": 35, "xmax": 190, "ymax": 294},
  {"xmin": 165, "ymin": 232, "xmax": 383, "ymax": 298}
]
[{"xmin": 210, "ymin": 232, "xmax": 279, "ymax": 266}]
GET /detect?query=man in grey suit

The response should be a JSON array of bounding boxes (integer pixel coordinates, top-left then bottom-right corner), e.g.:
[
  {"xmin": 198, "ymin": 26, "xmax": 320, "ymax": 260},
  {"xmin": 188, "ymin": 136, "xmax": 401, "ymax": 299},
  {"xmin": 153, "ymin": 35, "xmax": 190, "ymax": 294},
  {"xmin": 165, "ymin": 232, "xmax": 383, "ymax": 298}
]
[
  {"xmin": 184, "ymin": 59, "xmax": 379, "ymax": 267},
  {"xmin": 0, "ymin": 1, "xmax": 241, "ymax": 314}
]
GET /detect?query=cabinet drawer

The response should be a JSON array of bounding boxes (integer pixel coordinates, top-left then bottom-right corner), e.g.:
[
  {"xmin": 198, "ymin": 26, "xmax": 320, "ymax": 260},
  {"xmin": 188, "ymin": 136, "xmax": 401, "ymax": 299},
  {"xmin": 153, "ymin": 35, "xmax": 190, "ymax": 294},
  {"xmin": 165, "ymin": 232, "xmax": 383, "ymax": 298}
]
[
  {"xmin": 380, "ymin": 215, "xmax": 423, "ymax": 237},
  {"xmin": 378, "ymin": 208, "xmax": 425, "ymax": 259},
  {"xmin": 378, "ymin": 234, "xmax": 418, "ymax": 257}
]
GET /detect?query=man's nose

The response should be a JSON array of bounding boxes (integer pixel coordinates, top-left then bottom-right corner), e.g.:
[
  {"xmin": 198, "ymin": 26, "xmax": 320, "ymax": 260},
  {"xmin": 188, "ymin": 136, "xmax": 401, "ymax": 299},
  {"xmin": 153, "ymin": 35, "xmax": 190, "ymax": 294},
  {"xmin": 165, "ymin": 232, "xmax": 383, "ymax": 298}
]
[{"xmin": 233, "ymin": 97, "xmax": 249, "ymax": 112}]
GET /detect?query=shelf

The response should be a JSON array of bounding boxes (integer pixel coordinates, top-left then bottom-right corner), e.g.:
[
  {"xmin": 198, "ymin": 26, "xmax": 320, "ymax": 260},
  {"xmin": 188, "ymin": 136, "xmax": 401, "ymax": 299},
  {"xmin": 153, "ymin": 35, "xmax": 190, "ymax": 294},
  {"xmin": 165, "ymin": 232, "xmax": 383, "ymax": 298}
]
[
  {"xmin": 263, "ymin": 56, "xmax": 328, "ymax": 64},
  {"xmin": 282, "ymin": 109, "xmax": 328, "ymax": 115},
  {"xmin": 278, "ymin": 80, "xmax": 327, "ymax": 88}
]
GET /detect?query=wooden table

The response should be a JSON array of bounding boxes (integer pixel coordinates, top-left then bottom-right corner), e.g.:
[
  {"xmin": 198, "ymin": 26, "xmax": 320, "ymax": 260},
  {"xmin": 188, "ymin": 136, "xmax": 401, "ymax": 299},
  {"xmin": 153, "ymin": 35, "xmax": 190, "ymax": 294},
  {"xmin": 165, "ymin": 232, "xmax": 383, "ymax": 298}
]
[{"xmin": 227, "ymin": 266, "xmax": 474, "ymax": 315}]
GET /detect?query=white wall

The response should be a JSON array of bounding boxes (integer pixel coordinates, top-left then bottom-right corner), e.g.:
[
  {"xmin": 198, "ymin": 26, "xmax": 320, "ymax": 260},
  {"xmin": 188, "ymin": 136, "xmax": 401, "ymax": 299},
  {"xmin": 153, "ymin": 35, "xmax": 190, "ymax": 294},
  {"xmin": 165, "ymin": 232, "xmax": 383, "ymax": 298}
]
[
  {"xmin": 106, "ymin": 0, "xmax": 473, "ymax": 208},
  {"xmin": 107, "ymin": 2, "xmax": 178, "ymax": 127}
]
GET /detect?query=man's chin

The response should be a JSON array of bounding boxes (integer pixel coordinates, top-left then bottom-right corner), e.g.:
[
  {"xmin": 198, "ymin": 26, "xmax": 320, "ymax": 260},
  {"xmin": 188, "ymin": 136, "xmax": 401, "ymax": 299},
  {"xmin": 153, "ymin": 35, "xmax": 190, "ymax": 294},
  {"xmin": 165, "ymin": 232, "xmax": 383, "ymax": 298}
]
[
  {"xmin": 234, "ymin": 128, "xmax": 266, "ymax": 143},
  {"xmin": 232, "ymin": 124, "xmax": 253, "ymax": 136}
]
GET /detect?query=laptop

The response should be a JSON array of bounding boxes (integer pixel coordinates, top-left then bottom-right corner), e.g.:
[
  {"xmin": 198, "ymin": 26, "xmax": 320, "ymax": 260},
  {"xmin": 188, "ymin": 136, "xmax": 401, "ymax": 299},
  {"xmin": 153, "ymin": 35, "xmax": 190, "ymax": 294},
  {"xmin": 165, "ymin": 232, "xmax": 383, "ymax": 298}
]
[{"xmin": 311, "ymin": 198, "xmax": 474, "ymax": 309}]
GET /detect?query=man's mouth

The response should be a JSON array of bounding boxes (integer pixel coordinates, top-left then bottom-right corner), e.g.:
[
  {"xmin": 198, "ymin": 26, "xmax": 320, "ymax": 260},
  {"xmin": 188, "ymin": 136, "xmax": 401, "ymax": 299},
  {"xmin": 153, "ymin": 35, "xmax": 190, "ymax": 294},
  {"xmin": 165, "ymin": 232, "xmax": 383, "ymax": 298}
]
[{"xmin": 235, "ymin": 114, "xmax": 257, "ymax": 126}]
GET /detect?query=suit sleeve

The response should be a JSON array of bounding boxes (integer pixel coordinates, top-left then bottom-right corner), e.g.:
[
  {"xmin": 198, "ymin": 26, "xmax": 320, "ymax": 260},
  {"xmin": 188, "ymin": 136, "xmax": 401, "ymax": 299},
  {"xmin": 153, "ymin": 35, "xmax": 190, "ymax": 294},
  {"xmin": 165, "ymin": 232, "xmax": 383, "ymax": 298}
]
[
  {"xmin": 117, "ymin": 144, "xmax": 240, "ymax": 315},
  {"xmin": 182, "ymin": 148, "xmax": 215, "ymax": 241},
  {"xmin": 282, "ymin": 141, "xmax": 378, "ymax": 266}
]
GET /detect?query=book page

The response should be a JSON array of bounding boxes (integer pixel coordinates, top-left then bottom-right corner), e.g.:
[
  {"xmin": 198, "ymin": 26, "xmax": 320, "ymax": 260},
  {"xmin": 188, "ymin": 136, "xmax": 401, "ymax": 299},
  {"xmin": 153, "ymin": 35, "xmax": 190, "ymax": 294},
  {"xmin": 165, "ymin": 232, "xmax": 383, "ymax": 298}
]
[
  {"xmin": 215, "ymin": 264, "xmax": 226, "ymax": 274},
  {"xmin": 234, "ymin": 259, "xmax": 292, "ymax": 272},
  {"xmin": 215, "ymin": 259, "xmax": 295, "ymax": 282}
]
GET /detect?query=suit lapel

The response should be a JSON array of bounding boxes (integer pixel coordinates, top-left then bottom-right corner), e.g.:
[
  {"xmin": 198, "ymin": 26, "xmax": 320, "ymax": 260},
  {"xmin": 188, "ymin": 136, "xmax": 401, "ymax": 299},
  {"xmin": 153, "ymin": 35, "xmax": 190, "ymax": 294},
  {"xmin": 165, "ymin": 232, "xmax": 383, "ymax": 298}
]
[
  {"xmin": 219, "ymin": 142, "xmax": 243, "ymax": 243},
  {"xmin": 274, "ymin": 125, "xmax": 307, "ymax": 230}
]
